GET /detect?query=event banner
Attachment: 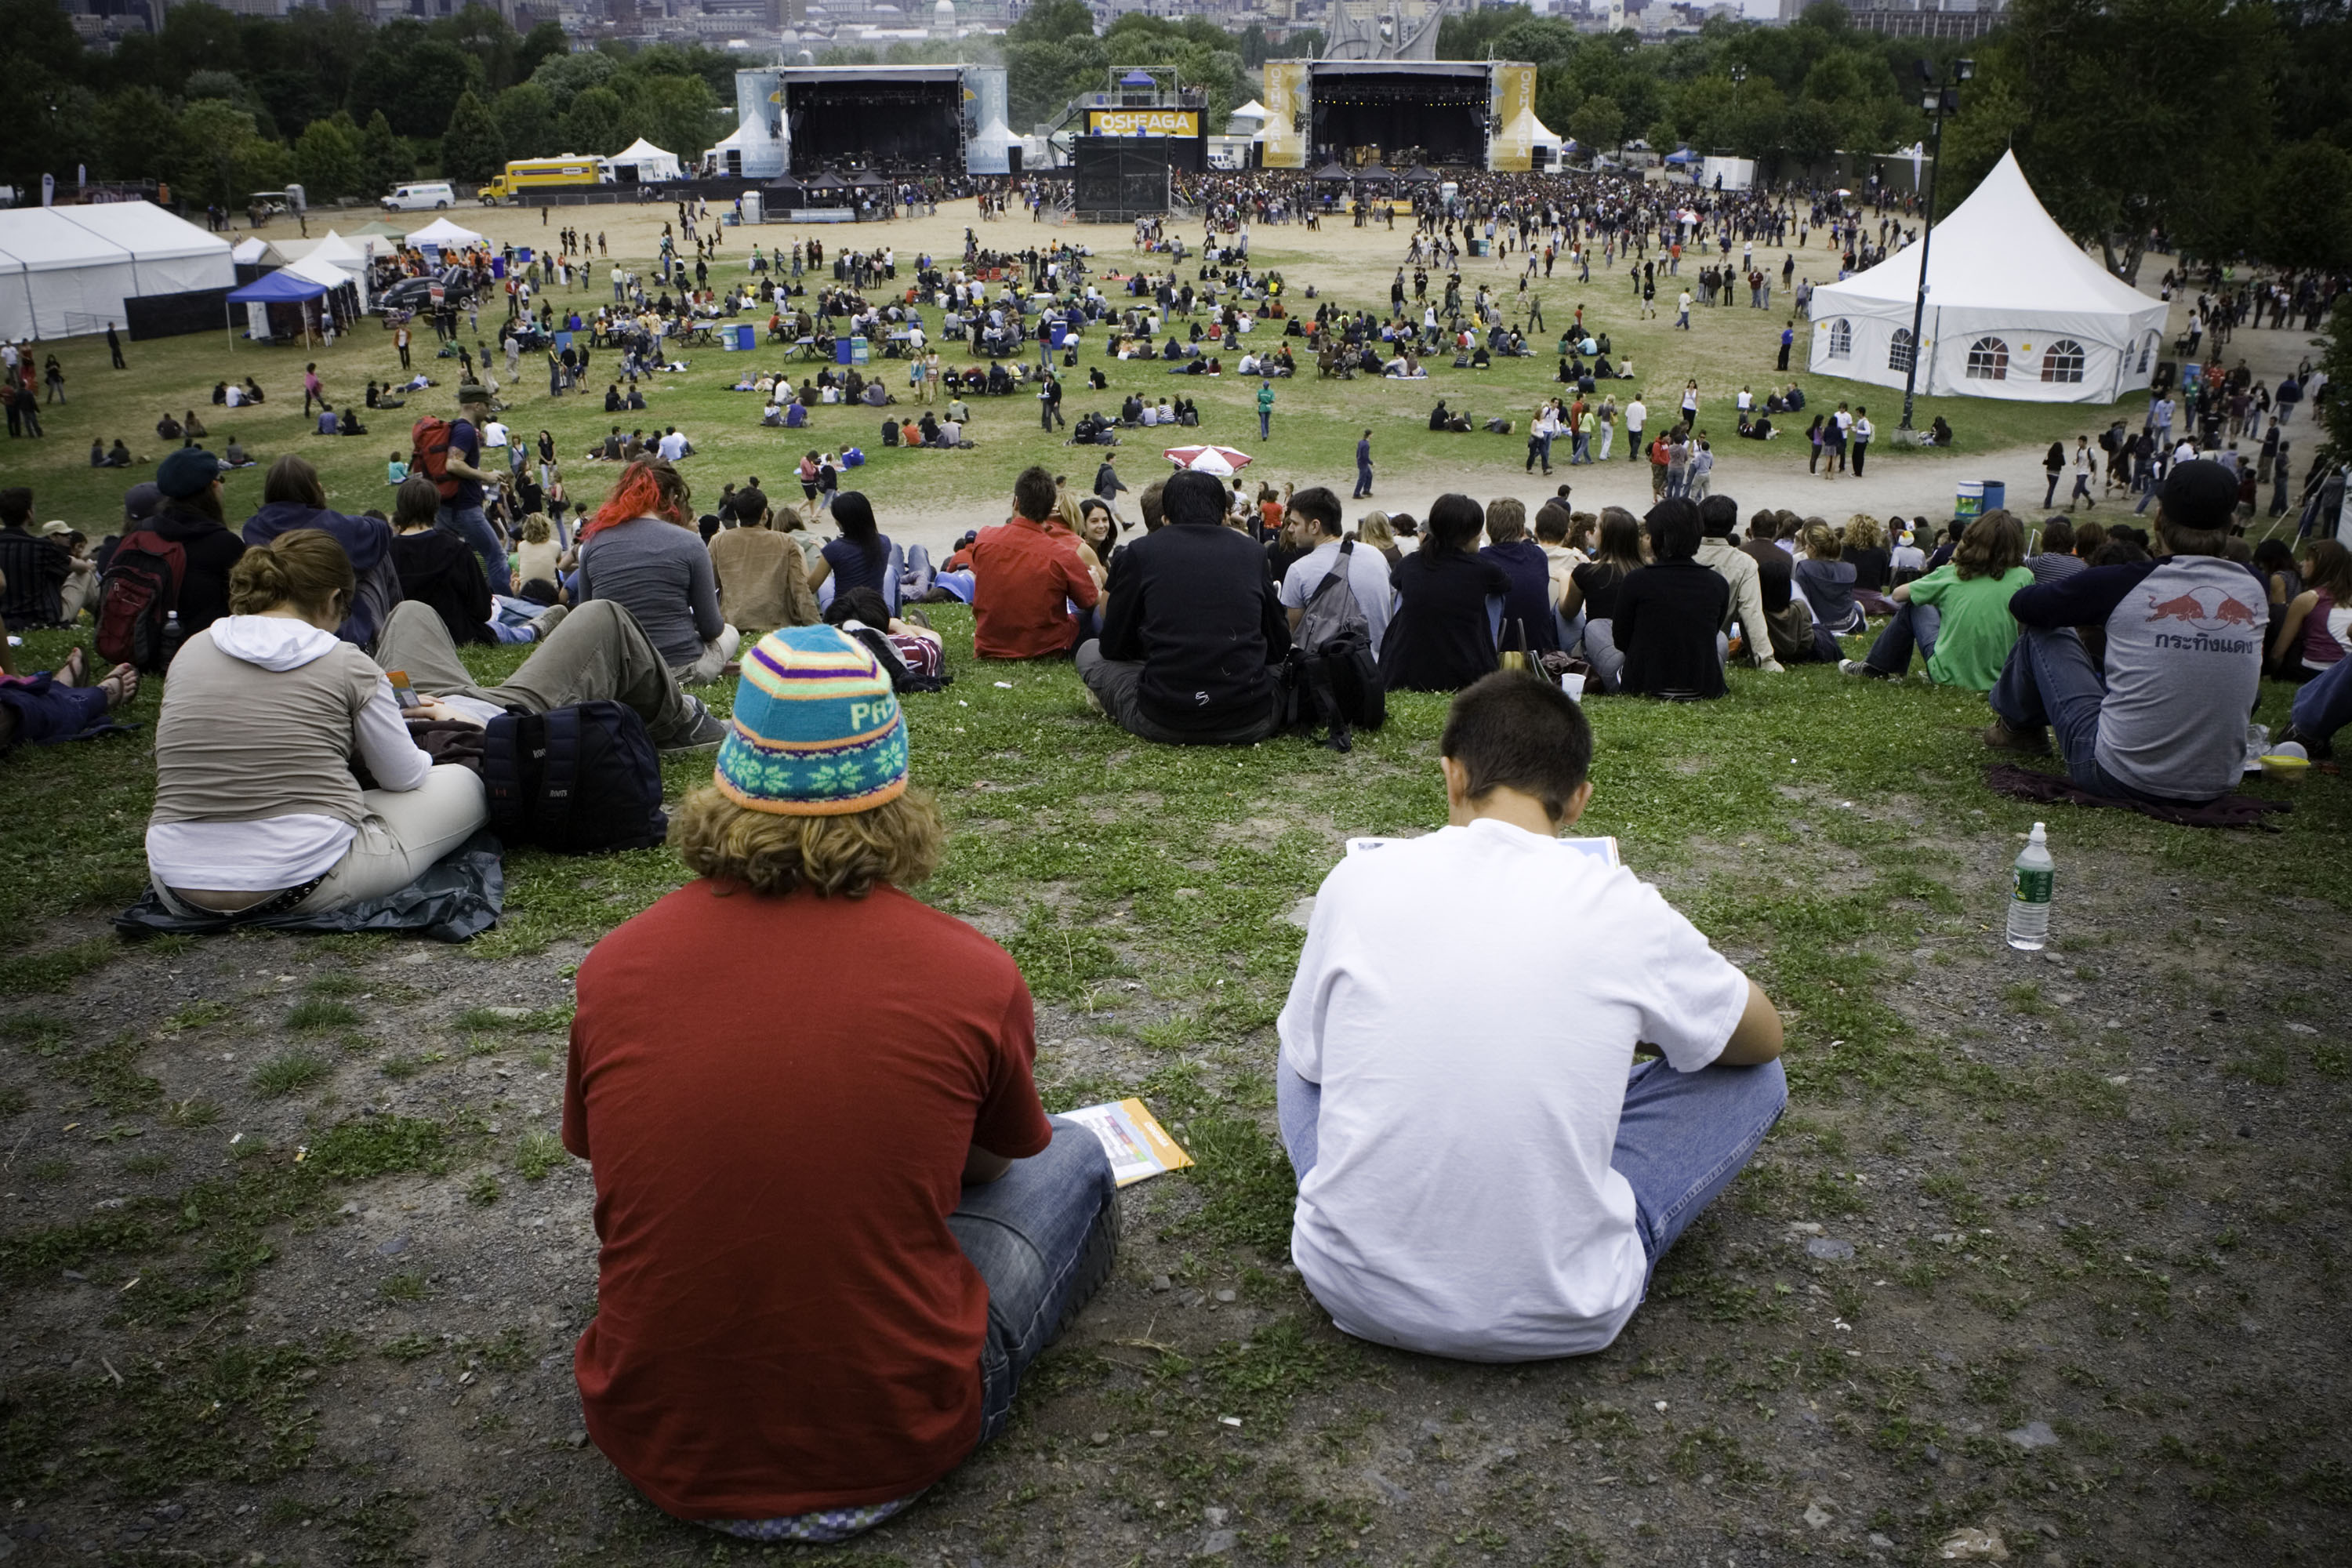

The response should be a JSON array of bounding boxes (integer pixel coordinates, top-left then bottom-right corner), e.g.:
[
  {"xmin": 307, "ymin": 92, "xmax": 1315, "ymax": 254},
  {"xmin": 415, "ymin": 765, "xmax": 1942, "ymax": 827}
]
[
  {"xmin": 1261, "ymin": 60, "xmax": 1308, "ymax": 169},
  {"xmin": 1490, "ymin": 63, "xmax": 1537, "ymax": 172},
  {"xmin": 1088, "ymin": 108, "xmax": 1201, "ymax": 137}
]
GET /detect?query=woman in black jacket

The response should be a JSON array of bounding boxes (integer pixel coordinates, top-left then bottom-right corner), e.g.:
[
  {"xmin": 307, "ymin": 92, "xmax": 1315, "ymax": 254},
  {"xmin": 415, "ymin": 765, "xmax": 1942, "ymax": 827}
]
[
  {"xmin": 147, "ymin": 447, "xmax": 249, "ymax": 639},
  {"xmin": 1377, "ymin": 492, "xmax": 1509, "ymax": 693},
  {"xmin": 1614, "ymin": 498, "xmax": 1730, "ymax": 699},
  {"xmin": 387, "ymin": 474, "xmax": 494, "ymax": 644}
]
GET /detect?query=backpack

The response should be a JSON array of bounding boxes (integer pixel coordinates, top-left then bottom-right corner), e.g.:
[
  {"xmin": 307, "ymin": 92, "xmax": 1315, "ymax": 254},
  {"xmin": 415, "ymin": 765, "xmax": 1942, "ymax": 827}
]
[
  {"xmin": 481, "ymin": 702, "xmax": 666, "ymax": 855},
  {"xmin": 95, "ymin": 529, "xmax": 187, "ymax": 673},
  {"xmin": 1283, "ymin": 541, "xmax": 1385, "ymax": 752},
  {"xmin": 410, "ymin": 416, "xmax": 460, "ymax": 502},
  {"xmin": 840, "ymin": 620, "xmax": 949, "ymax": 695}
]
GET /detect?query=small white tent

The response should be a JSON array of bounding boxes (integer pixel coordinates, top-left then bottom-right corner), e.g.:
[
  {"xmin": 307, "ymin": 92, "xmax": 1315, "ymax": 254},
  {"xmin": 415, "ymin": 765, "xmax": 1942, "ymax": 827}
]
[
  {"xmin": 230, "ymin": 236, "xmax": 287, "ymax": 267},
  {"xmin": 407, "ymin": 216, "xmax": 487, "ymax": 250},
  {"xmin": 967, "ymin": 115, "xmax": 1016, "ymax": 176},
  {"xmin": 610, "ymin": 136, "xmax": 684, "ymax": 183},
  {"xmin": 0, "ymin": 201, "xmax": 231, "ymax": 340},
  {"xmin": 1806, "ymin": 151, "xmax": 2168, "ymax": 404},
  {"xmin": 299, "ymin": 231, "xmax": 372, "ymax": 307}
]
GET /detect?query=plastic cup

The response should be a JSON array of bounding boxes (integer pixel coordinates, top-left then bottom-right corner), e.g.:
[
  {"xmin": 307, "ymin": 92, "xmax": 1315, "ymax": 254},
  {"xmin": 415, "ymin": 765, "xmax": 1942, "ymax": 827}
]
[{"xmin": 1561, "ymin": 672, "xmax": 1587, "ymax": 701}]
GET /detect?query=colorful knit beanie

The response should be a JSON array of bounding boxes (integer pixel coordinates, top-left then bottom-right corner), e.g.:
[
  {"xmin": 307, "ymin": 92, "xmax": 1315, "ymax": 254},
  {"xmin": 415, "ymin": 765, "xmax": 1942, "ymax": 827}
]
[{"xmin": 714, "ymin": 626, "xmax": 909, "ymax": 816}]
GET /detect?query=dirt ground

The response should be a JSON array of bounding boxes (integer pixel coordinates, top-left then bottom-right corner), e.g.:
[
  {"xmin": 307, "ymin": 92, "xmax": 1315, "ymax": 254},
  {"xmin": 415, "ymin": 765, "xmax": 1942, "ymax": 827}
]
[{"xmin": 5, "ymin": 764, "xmax": 2349, "ymax": 1566}]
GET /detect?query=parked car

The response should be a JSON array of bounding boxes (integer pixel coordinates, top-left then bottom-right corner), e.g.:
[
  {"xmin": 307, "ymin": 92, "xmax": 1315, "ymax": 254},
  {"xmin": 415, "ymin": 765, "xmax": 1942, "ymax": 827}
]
[
  {"xmin": 376, "ymin": 268, "xmax": 475, "ymax": 315},
  {"xmin": 382, "ymin": 181, "xmax": 458, "ymax": 212}
]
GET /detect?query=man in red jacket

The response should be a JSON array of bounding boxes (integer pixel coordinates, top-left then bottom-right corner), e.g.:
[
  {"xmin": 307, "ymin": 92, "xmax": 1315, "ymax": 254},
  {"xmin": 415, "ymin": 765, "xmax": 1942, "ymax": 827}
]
[{"xmin": 967, "ymin": 465, "xmax": 1103, "ymax": 659}]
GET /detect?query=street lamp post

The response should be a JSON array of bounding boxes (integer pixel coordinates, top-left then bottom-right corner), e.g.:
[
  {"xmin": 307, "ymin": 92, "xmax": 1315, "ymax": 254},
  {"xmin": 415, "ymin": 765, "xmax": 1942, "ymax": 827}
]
[{"xmin": 1898, "ymin": 57, "xmax": 1972, "ymax": 433}]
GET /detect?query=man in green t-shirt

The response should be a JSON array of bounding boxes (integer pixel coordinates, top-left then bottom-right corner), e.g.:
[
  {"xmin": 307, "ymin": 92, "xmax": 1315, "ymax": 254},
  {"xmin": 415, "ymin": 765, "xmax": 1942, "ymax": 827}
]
[{"xmin": 1840, "ymin": 511, "xmax": 2034, "ymax": 691}]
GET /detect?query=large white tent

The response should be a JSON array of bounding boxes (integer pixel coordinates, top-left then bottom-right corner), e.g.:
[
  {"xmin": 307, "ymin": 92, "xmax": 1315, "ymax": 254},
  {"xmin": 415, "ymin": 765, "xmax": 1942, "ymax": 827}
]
[
  {"xmin": 0, "ymin": 201, "xmax": 232, "ymax": 341},
  {"xmin": 407, "ymin": 215, "xmax": 487, "ymax": 250},
  {"xmin": 609, "ymin": 136, "xmax": 683, "ymax": 182},
  {"xmin": 1806, "ymin": 151, "xmax": 2168, "ymax": 405}
]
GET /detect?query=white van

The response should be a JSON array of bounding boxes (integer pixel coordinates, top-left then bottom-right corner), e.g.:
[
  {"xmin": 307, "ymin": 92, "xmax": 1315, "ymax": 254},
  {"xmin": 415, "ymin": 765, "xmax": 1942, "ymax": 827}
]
[{"xmin": 383, "ymin": 181, "xmax": 457, "ymax": 212}]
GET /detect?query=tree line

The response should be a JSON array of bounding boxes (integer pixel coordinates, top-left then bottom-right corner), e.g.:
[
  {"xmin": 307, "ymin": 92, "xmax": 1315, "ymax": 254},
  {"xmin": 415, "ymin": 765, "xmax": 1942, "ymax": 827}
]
[
  {"xmin": 0, "ymin": 0, "xmax": 731, "ymax": 208},
  {"xmin": 4, "ymin": 0, "xmax": 2346, "ymax": 280}
]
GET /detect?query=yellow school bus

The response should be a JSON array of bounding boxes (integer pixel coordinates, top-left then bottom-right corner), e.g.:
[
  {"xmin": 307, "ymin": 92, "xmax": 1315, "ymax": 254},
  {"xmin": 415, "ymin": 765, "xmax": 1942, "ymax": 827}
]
[{"xmin": 479, "ymin": 157, "xmax": 611, "ymax": 204}]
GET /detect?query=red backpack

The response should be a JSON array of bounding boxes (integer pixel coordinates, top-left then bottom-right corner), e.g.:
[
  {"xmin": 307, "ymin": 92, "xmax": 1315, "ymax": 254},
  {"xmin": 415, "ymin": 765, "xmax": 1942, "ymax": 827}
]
[
  {"xmin": 410, "ymin": 416, "xmax": 460, "ymax": 502},
  {"xmin": 96, "ymin": 528, "xmax": 187, "ymax": 673}
]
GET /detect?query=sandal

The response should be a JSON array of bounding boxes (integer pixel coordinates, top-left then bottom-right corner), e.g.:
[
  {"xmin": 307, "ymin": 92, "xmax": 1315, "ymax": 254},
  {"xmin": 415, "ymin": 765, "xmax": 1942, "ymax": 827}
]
[
  {"xmin": 56, "ymin": 647, "xmax": 86, "ymax": 688},
  {"xmin": 98, "ymin": 664, "xmax": 140, "ymax": 710}
]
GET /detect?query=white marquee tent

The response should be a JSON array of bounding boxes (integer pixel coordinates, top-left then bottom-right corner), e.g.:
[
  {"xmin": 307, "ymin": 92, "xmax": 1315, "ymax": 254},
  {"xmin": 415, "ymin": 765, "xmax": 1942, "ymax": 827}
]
[
  {"xmin": 609, "ymin": 136, "xmax": 684, "ymax": 182},
  {"xmin": 1806, "ymin": 151, "xmax": 2168, "ymax": 405},
  {"xmin": 407, "ymin": 215, "xmax": 487, "ymax": 250},
  {"xmin": 295, "ymin": 231, "xmax": 373, "ymax": 307},
  {"xmin": 230, "ymin": 236, "xmax": 287, "ymax": 267},
  {"xmin": 0, "ymin": 201, "xmax": 233, "ymax": 341}
]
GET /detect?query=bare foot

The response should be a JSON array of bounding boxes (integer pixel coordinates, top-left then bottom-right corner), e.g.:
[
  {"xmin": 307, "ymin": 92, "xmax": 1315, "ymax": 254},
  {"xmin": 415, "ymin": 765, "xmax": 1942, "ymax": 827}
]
[
  {"xmin": 98, "ymin": 664, "xmax": 139, "ymax": 710},
  {"xmin": 56, "ymin": 647, "xmax": 85, "ymax": 688}
]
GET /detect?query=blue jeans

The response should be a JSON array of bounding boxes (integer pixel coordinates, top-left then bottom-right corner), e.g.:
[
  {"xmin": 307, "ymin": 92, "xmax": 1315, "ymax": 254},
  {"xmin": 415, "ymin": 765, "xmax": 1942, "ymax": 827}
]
[
  {"xmin": 1259, "ymin": 411, "xmax": 1272, "ymax": 440},
  {"xmin": 1355, "ymin": 462, "xmax": 1373, "ymax": 498},
  {"xmin": 2291, "ymin": 652, "xmax": 2352, "ymax": 743},
  {"xmin": 1988, "ymin": 626, "xmax": 2184, "ymax": 800},
  {"xmin": 437, "ymin": 503, "xmax": 513, "ymax": 595},
  {"xmin": 1862, "ymin": 600, "xmax": 1940, "ymax": 675},
  {"xmin": 1279, "ymin": 1055, "xmax": 1786, "ymax": 1284},
  {"xmin": 949, "ymin": 1119, "xmax": 1121, "ymax": 1443}
]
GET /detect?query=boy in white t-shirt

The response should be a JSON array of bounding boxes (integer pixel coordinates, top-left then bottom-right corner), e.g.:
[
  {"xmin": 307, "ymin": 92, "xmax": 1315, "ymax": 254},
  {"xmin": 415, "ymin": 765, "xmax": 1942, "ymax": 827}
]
[{"xmin": 1276, "ymin": 673, "xmax": 1787, "ymax": 1362}]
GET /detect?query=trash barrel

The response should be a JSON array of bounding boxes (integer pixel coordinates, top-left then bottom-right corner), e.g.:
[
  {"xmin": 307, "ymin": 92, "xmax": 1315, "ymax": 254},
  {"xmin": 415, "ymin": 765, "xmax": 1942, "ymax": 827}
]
[
  {"xmin": 1955, "ymin": 480, "xmax": 1985, "ymax": 522},
  {"xmin": 1981, "ymin": 481, "xmax": 2006, "ymax": 513}
]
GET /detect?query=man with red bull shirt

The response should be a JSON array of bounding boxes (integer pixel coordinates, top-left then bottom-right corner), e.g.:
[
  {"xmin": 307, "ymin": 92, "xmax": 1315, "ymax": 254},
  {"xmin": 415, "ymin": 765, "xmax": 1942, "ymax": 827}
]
[{"xmin": 1983, "ymin": 460, "xmax": 2262, "ymax": 804}]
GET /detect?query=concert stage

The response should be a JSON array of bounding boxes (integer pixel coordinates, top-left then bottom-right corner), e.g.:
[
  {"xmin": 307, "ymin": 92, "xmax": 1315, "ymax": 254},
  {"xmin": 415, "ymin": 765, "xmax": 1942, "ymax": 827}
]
[
  {"xmin": 723, "ymin": 65, "xmax": 1015, "ymax": 180},
  {"xmin": 1259, "ymin": 58, "xmax": 1543, "ymax": 173}
]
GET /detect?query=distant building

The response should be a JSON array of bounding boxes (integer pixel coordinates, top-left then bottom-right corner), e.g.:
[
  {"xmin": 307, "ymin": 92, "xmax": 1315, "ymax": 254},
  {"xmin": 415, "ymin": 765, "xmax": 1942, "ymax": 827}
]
[{"xmin": 1780, "ymin": 0, "xmax": 2008, "ymax": 39}]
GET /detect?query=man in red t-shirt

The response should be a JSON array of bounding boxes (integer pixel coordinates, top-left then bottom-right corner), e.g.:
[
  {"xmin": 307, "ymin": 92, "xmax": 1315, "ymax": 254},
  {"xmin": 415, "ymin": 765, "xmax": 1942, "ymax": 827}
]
[
  {"xmin": 967, "ymin": 465, "xmax": 1103, "ymax": 659},
  {"xmin": 564, "ymin": 625, "xmax": 1119, "ymax": 1540}
]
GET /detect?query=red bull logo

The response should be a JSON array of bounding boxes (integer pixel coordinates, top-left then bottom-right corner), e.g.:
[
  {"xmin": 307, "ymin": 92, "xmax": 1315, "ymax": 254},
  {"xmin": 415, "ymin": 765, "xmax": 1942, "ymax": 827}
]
[{"xmin": 2144, "ymin": 588, "xmax": 2259, "ymax": 633}]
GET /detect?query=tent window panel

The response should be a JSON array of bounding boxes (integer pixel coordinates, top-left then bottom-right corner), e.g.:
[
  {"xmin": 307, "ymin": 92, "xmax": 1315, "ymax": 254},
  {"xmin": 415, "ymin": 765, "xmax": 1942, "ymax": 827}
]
[
  {"xmin": 1828, "ymin": 318, "xmax": 1853, "ymax": 359},
  {"xmin": 2138, "ymin": 335, "xmax": 2157, "ymax": 375},
  {"xmin": 1889, "ymin": 328, "xmax": 1915, "ymax": 374},
  {"xmin": 2041, "ymin": 339, "xmax": 2086, "ymax": 383},
  {"xmin": 1965, "ymin": 336, "xmax": 2009, "ymax": 381}
]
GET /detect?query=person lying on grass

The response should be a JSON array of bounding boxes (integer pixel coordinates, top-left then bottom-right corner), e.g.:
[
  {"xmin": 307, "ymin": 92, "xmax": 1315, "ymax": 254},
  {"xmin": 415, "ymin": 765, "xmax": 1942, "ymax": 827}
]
[
  {"xmin": 563, "ymin": 626, "xmax": 1118, "ymax": 1542},
  {"xmin": 1276, "ymin": 670, "xmax": 1787, "ymax": 1361},
  {"xmin": 0, "ymin": 640, "xmax": 140, "ymax": 756}
]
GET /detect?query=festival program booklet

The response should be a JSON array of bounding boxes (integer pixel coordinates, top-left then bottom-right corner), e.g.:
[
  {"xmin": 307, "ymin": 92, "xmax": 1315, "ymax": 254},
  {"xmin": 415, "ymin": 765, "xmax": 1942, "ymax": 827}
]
[
  {"xmin": 1345, "ymin": 834, "xmax": 1621, "ymax": 865},
  {"xmin": 1063, "ymin": 1098, "xmax": 1195, "ymax": 1188}
]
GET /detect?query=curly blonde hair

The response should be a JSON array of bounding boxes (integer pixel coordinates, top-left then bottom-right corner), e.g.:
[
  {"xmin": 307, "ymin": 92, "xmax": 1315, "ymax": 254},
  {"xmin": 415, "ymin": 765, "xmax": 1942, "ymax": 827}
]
[
  {"xmin": 670, "ymin": 786, "xmax": 945, "ymax": 899},
  {"xmin": 1843, "ymin": 513, "xmax": 1886, "ymax": 551}
]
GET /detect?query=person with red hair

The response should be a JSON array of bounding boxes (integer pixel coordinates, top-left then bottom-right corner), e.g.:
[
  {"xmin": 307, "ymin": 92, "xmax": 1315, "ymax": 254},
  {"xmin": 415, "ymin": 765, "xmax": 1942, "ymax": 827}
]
[{"xmin": 575, "ymin": 459, "xmax": 741, "ymax": 684}]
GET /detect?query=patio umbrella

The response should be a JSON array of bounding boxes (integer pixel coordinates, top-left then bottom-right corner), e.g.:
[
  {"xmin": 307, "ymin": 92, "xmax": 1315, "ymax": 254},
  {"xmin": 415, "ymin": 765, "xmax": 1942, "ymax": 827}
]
[{"xmin": 1163, "ymin": 444, "xmax": 1253, "ymax": 476}]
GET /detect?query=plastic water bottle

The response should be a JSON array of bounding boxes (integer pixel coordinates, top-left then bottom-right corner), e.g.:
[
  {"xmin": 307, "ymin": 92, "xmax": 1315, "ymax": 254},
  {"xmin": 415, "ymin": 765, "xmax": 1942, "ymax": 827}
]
[{"xmin": 2005, "ymin": 822, "xmax": 2054, "ymax": 951}]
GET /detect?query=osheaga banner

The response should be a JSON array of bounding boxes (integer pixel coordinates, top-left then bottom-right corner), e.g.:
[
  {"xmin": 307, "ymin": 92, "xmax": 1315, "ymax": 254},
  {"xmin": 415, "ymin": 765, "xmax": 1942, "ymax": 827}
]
[
  {"xmin": 1261, "ymin": 61, "xmax": 1307, "ymax": 168},
  {"xmin": 1088, "ymin": 109, "xmax": 1200, "ymax": 136}
]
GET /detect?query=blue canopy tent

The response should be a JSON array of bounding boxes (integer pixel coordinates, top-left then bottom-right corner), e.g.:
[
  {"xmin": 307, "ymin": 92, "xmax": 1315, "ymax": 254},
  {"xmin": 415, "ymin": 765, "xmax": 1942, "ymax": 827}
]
[
  {"xmin": 227, "ymin": 267, "xmax": 333, "ymax": 348},
  {"xmin": 1120, "ymin": 70, "xmax": 1156, "ymax": 86},
  {"xmin": 1663, "ymin": 146, "xmax": 1699, "ymax": 166}
]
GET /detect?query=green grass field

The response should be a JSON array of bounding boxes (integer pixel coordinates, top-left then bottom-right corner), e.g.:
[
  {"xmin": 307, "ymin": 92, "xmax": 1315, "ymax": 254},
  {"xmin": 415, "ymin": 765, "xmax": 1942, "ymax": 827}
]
[
  {"xmin": 6, "ymin": 207, "xmax": 2157, "ymax": 535},
  {"xmin": 7, "ymin": 208, "xmax": 2348, "ymax": 1565}
]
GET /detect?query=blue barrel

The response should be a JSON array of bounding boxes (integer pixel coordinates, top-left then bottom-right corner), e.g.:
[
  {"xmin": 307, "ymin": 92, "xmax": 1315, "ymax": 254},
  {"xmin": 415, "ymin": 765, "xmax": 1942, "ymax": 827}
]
[{"xmin": 1982, "ymin": 480, "xmax": 2006, "ymax": 513}]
